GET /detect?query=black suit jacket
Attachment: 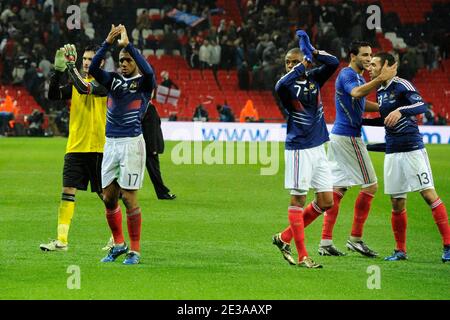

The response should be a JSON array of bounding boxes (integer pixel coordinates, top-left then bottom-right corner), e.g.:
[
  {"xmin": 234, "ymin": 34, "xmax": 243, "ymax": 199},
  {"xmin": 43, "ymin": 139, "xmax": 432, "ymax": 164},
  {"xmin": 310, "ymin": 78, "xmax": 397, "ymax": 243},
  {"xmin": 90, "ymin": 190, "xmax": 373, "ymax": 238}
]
[{"xmin": 142, "ymin": 102, "xmax": 164, "ymax": 154}]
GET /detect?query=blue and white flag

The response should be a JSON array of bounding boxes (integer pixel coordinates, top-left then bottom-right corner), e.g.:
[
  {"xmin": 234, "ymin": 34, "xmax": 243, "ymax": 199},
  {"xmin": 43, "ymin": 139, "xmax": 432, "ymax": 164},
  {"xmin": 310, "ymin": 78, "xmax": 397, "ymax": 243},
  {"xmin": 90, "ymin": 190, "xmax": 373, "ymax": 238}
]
[{"xmin": 166, "ymin": 8, "xmax": 205, "ymax": 27}]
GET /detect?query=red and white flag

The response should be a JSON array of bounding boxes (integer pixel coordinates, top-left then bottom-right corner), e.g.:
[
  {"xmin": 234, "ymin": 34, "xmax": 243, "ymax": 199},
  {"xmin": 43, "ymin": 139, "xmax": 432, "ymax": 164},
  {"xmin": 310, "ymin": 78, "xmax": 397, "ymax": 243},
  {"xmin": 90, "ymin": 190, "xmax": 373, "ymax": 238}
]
[{"xmin": 156, "ymin": 85, "xmax": 181, "ymax": 107}]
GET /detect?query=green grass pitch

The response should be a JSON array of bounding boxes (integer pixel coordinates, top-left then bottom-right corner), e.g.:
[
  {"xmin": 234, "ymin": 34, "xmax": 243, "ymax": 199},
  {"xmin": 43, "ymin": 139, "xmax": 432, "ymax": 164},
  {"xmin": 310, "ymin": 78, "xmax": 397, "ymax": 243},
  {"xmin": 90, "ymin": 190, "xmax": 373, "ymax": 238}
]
[{"xmin": 0, "ymin": 138, "xmax": 449, "ymax": 300}]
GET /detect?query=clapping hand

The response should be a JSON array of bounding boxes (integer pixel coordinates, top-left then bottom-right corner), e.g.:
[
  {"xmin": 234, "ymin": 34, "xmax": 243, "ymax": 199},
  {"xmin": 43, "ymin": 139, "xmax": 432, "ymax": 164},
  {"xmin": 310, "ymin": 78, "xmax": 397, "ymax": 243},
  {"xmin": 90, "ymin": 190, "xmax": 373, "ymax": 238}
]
[
  {"xmin": 117, "ymin": 24, "xmax": 130, "ymax": 47},
  {"xmin": 106, "ymin": 24, "xmax": 122, "ymax": 44},
  {"xmin": 54, "ymin": 48, "xmax": 67, "ymax": 72},
  {"xmin": 296, "ymin": 29, "xmax": 315, "ymax": 63}
]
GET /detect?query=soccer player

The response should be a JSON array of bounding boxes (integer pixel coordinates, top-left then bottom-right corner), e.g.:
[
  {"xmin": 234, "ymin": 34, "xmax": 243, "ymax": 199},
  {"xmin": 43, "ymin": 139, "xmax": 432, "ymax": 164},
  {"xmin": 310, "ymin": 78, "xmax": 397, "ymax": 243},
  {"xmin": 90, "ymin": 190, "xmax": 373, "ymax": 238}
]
[
  {"xmin": 318, "ymin": 41, "xmax": 397, "ymax": 257},
  {"xmin": 368, "ymin": 52, "xmax": 450, "ymax": 262},
  {"xmin": 272, "ymin": 30, "xmax": 339, "ymax": 268},
  {"xmin": 40, "ymin": 44, "xmax": 107, "ymax": 252},
  {"xmin": 89, "ymin": 24, "xmax": 156, "ymax": 265}
]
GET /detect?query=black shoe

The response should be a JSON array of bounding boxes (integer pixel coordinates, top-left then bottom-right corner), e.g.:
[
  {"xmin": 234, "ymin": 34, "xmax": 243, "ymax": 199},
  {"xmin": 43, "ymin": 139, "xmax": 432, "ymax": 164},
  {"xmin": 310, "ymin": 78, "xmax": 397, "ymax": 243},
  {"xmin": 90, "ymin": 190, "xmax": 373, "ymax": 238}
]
[
  {"xmin": 158, "ymin": 193, "xmax": 176, "ymax": 200},
  {"xmin": 346, "ymin": 239, "xmax": 378, "ymax": 257},
  {"xmin": 272, "ymin": 233, "xmax": 296, "ymax": 265},
  {"xmin": 318, "ymin": 244, "xmax": 346, "ymax": 256}
]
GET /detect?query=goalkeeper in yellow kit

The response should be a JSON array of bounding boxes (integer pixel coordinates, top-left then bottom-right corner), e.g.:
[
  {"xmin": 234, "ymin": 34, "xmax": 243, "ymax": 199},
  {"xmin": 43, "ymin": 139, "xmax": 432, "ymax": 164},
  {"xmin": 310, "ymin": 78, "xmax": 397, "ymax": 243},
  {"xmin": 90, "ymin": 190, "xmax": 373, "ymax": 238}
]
[{"xmin": 40, "ymin": 44, "xmax": 108, "ymax": 251}]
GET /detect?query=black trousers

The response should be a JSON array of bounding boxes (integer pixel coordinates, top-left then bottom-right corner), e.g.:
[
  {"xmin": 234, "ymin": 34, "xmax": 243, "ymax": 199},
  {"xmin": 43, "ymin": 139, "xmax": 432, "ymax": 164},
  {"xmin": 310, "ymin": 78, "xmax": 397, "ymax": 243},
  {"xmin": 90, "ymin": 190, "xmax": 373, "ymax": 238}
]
[{"xmin": 146, "ymin": 152, "xmax": 170, "ymax": 197}]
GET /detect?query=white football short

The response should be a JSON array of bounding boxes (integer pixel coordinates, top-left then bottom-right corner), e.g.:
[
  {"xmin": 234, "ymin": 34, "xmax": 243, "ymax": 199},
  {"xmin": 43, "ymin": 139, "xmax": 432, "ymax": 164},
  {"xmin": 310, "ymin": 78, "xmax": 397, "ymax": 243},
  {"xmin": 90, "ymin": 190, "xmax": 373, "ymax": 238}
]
[
  {"xmin": 285, "ymin": 144, "xmax": 333, "ymax": 195},
  {"xmin": 102, "ymin": 134, "xmax": 146, "ymax": 190},
  {"xmin": 384, "ymin": 148, "xmax": 434, "ymax": 198},
  {"xmin": 327, "ymin": 134, "xmax": 377, "ymax": 188}
]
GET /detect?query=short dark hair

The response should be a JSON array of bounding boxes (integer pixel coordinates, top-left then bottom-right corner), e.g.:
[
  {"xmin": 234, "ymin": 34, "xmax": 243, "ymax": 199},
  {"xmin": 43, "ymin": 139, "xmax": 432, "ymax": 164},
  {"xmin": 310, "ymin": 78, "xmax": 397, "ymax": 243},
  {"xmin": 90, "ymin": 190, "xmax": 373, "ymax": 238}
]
[
  {"xmin": 348, "ymin": 40, "xmax": 371, "ymax": 57},
  {"xmin": 84, "ymin": 44, "xmax": 100, "ymax": 53},
  {"xmin": 374, "ymin": 52, "xmax": 396, "ymax": 66}
]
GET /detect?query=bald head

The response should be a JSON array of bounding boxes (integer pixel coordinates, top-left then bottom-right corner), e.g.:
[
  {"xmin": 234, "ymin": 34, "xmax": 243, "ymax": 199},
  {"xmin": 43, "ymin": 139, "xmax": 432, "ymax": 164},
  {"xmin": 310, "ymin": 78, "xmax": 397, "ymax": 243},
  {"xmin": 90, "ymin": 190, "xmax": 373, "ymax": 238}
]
[{"xmin": 285, "ymin": 48, "xmax": 305, "ymax": 72}]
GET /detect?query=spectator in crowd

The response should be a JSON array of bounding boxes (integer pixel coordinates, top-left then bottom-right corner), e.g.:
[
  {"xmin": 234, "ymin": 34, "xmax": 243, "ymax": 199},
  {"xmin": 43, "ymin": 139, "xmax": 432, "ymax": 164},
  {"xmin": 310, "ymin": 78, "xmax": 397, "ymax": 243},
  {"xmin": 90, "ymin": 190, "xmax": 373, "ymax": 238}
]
[
  {"xmin": 26, "ymin": 108, "xmax": 44, "ymax": 136},
  {"xmin": 210, "ymin": 39, "xmax": 221, "ymax": 74},
  {"xmin": 193, "ymin": 103, "xmax": 209, "ymax": 121},
  {"xmin": 423, "ymin": 104, "xmax": 436, "ymax": 125},
  {"xmin": 238, "ymin": 61, "xmax": 250, "ymax": 90},
  {"xmin": 199, "ymin": 39, "xmax": 212, "ymax": 69},
  {"xmin": 0, "ymin": 92, "xmax": 15, "ymax": 136},
  {"xmin": 217, "ymin": 102, "xmax": 235, "ymax": 122},
  {"xmin": 136, "ymin": 9, "xmax": 151, "ymax": 31},
  {"xmin": 160, "ymin": 70, "xmax": 178, "ymax": 89},
  {"xmin": 437, "ymin": 113, "xmax": 447, "ymax": 125}
]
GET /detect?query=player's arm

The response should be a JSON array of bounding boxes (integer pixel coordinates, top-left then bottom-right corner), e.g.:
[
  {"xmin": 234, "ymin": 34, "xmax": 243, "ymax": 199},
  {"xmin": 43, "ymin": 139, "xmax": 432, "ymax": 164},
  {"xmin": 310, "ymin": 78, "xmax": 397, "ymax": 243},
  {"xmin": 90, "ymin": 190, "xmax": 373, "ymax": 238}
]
[
  {"xmin": 384, "ymin": 89, "xmax": 428, "ymax": 127},
  {"xmin": 119, "ymin": 25, "xmax": 155, "ymax": 90},
  {"xmin": 309, "ymin": 50, "xmax": 339, "ymax": 86},
  {"xmin": 365, "ymin": 100, "xmax": 379, "ymax": 112},
  {"xmin": 89, "ymin": 25, "xmax": 121, "ymax": 88},
  {"xmin": 89, "ymin": 42, "xmax": 114, "ymax": 88},
  {"xmin": 48, "ymin": 48, "xmax": 72, "ymax": 100},
  {"xmin": 66, "ymin": 64, "xmax": 108, "ymax": 96},
  {"xmin": 48, "ymin": 70, "xmax": 72, "ymax": 100},
  {"xmin": 350, "ymin": 61, "xmax": 397, "ymax": 98},
  {"xmin": 275, "ymin": 62, "xmax": 307, "ymax": 91}
]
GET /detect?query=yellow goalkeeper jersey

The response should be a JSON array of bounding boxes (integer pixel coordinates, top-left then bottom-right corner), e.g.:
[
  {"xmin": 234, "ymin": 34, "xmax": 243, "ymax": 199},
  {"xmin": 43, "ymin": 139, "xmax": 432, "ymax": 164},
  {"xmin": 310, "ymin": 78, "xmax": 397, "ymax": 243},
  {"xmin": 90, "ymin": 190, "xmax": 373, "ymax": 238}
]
[{"xmin": 66, "ymin": 78, "xmax": 107, "ymax": 153}]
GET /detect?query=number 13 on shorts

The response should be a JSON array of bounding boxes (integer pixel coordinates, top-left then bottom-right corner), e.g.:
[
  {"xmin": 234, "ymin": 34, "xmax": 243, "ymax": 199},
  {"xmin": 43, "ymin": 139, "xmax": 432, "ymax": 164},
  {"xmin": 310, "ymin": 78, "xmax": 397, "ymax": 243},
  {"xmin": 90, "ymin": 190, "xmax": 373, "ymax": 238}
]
[{"xmin": 384, "ymin": 149, "xmax": 434, "ymax": 195}]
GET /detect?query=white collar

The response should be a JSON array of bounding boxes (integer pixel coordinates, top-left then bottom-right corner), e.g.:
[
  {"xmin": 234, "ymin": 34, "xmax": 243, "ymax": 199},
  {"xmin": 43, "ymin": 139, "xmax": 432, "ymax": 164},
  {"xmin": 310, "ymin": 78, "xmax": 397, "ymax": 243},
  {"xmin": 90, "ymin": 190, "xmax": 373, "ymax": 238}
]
[{"xmin": 120, "ymin": 74, "xmax": 142, "ymax": 81}]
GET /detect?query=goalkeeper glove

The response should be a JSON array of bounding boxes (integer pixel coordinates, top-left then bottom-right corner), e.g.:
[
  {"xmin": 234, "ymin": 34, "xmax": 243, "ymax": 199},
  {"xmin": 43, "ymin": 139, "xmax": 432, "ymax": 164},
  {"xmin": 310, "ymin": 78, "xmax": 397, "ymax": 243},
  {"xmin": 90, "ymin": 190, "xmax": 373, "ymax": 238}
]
[
  {"xmin": 63, "ymin": 44, "xmax": 77, "ymax": 67},
  {"xmin": 54, "ymin": 49, "xmax": 67, "ymax": 72},
  {"xmin": 296, "ymin": 29, "xmax": 316, "ymax": 52}
]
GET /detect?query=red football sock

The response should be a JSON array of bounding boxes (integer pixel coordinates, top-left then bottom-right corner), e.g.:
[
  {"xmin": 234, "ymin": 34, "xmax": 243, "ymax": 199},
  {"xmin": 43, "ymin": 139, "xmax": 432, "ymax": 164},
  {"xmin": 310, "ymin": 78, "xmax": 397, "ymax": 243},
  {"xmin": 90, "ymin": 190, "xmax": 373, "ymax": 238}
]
[
  {"xmin": 280, "ymin": 226, "xmax": 292, "ymax": 243},
  {"xmin": 303, "ymin": 201, "xmax": 323, "ymax": 228},
  {"xmin": 351, "ymin": 191, "xmax": 374, "ymax": 238},
  {"xmin": 287, "ymin": 206, "xmax": 308, "ymax": 261},
  {"xmin": 321, "ymin": 191, "xmax": 343, "ymax": 240},
  {"xmin": 391, "ymin": 209, "xmax": 407, "ymax": 252},
  {"xmin": 106, "ymin": 205, "xmax": 124, "ymax": 245},
  {"xmin": 431, "ymin": 198, "xmax": 450, "ymax": 246},
  {"xmin": 127, "ymin": 207, "xmax": 142, "ymax": 252},
  {"xmin": 280, "ymin": 201, "xmax": 323, "ymax": 243}
]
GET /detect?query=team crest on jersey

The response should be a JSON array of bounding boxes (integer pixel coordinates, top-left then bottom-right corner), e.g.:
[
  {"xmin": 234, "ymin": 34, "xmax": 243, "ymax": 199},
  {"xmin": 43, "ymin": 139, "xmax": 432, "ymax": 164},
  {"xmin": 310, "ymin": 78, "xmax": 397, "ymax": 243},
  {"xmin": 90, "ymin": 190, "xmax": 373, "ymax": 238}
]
[
  {"xmin": 309, "ymin": 83, "xmax": 316, "ymax": 90},
  {"xmin": 129, "ymin": 81, "xmax": 138, "ymax": 91},
  {"xmin": 389, "ymin": 91, "xmax": 396, "ymax": 100}
]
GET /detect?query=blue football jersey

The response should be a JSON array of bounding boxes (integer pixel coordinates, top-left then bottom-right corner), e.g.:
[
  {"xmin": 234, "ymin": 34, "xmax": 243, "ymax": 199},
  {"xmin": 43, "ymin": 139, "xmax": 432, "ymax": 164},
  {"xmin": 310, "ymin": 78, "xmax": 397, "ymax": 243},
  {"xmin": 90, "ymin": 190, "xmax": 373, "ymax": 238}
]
[
  {"xmin": 275, "ymin": 51, "xmax": 339, "ymax": 150},
  {"xmin": 377, "ymin": 77, "xmax": 428, "ymax": 154},
  {"xmin": 332, "ymin": 67, "xmax": 366, "ymax": 137},
  {"xmin": 90, "ymin": 42, "xmax": 156, "ymax": 138}
]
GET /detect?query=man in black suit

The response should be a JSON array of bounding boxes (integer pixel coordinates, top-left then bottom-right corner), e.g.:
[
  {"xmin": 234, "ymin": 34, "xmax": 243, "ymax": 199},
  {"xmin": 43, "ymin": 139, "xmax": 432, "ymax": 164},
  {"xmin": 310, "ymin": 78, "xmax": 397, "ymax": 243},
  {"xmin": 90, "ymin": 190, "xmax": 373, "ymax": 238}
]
[{"xmin": 142, "ymin": 101, "xmax": 176, "ymax": 200}]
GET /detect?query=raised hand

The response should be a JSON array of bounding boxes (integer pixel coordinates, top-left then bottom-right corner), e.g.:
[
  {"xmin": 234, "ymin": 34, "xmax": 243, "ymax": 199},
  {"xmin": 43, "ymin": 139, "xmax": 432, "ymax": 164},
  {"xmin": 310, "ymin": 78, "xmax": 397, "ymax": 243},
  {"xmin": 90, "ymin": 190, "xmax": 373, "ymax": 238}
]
[
  {"xmin": 63, "ymin": 44, "xmax": 77, "ymax": 66},
  {"xmin": 299, "ymin": 38, "xmax": 313, "ymax": 63},
  {"xmin": 54, "ymin": 48, "xmax": 67, "ymax": 72},
  {"xmin": 296, "ymin": 29, "xmax": 315, "ymax": 52},
  {"xmin": 117, "ymin": 24, "xmax": 129, "ymax": 47},
  {"xmin": 106, "ymin": 24, "xmax": 122, "ymax": 44}
]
